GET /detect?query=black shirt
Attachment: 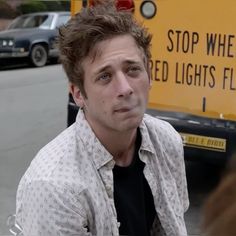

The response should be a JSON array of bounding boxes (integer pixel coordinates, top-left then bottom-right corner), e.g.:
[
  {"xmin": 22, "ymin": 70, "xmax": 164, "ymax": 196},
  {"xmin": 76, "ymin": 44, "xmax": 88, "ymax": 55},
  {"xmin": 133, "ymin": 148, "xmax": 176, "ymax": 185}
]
[{"xmin": 113, "ymin": 130, "xmax": 156, "ymax": 236}]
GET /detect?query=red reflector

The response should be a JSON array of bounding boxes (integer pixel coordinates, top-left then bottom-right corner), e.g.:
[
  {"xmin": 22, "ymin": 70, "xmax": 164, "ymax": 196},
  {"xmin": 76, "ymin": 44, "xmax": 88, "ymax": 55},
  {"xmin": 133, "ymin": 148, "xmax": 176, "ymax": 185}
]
[
  {"xmin": 116, "ymin": 0, "xmax": 134, "ymax": 10},
  {"xmin": 89, "ymin": 0, "xmax": 134, "ymax": 11},
  {"xmin": 89, "ymin": 0, "xmax": 95, "ymax": 7}
]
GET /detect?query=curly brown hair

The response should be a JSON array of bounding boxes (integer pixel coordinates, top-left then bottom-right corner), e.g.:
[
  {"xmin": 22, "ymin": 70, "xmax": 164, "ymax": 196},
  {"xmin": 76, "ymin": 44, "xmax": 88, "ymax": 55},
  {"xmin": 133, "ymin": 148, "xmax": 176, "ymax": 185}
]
[{"xmin": 58, "ymin": 0, "xmax": 152, "ymax": 97}]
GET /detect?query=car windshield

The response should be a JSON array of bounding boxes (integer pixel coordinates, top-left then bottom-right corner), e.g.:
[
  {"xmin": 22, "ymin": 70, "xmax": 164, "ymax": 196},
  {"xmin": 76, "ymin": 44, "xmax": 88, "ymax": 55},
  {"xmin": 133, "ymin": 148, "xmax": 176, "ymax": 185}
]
[{"xmin": 8, "ymin": 14, "xmax": 53, "ymax": 29}]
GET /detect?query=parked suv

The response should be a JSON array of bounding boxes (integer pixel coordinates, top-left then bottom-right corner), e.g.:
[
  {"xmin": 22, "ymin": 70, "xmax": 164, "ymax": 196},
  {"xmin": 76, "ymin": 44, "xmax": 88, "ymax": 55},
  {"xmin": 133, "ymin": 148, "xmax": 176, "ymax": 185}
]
[{"xmin": 0, "ymin": 11, "xmax": 70, "ymax": 67}]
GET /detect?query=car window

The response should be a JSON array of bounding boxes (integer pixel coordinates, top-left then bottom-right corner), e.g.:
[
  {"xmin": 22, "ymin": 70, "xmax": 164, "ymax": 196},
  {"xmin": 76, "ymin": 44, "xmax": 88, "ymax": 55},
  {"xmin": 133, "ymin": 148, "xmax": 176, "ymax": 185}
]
[
  {"xmin": 56, "ymin": 15, "xmax": 70, "ymax": 28},
  {"xmin": 38, "ymin": 15, "xmax": 54, "ymax": 29},
  {"xmin": 8, "ymin": 14, "xmax": 53, "ymax": 29}
]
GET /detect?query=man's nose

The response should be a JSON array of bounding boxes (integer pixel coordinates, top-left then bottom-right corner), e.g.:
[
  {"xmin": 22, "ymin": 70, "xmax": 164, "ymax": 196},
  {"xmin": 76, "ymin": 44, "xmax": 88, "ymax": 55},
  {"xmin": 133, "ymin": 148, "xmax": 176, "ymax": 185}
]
[{"xmin": 115, "ymin": 72, "xmax": 134, "ymax": 98}]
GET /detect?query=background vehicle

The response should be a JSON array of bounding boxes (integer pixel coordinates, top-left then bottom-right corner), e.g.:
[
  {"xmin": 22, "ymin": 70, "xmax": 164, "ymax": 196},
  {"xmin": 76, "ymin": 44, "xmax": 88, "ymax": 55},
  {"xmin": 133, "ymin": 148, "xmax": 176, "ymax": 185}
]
[
  {"xmin": 69, "ymin": 0, "xmax": 236, "ymax": 164},
  {"xmin": 0, "ymin": 11, "xmax": 70, "ymax": 67}
]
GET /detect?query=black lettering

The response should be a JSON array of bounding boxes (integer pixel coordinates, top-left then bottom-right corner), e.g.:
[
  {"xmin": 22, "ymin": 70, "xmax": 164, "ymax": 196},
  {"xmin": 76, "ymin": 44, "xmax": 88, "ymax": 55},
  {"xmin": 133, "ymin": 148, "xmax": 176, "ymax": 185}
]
[
  {"xmin": 228, "ymin": 35, "xmax": 235, "ymax": 57},
  {"xmin": 153, "ymin": 60, "xmax": 169, "ymax": 82},
  {"xmin": 194, "ymin": 64, "xmax": 201, "ymax": 86},
  {"xmin": 206, "ymin": 33, "xmax": 235, "ymax": 57},
  {"xmin": 192, "ymin": 32, "xmax": 199, "ymax": 53},
  {"xmin": 224, "ymin": 67, "xmax": 236, "ymax": 90},
  {"xmin": 154, "ymin": 60, "xmax": 161, "ymax": 81},
  {"xmin": 186, "ymin": 63, "xmax": 193, "ymax": 85},
  {"xmin": 167, "ymin": 30, "xmax": 199, "ymax": 53},
  {"xmin": 230, "ymin": 68, "xmax": 236, "ymax": 90},
  {"xmin": 202, "ymin": 65, "xmax": 208, "ymax": 87},
  {"xmin": 175, "ymin": 62, "xmax": 181, "ymax": 84},
  {"xmin": 223, "ymin": 67, "xmax": 230, "ymax": 89},
  {"xmin": 162, "ymin": 61, "xmax": 168, "ymax": 82},
  {"xmin": 208, "ymin": 66, "xmax": 216, "ymax": 88},
  {"xmin": 218, "ymin": 34, "xmax": 226, "ymax": 57},
  {"xmin": 167, "ymin": 29, "xmax": 174, "ymax": 52},
  {"xmin": 175, "ymin": 62, "xmax": 216, "ymax": 88},
  {"xmin": 182, "ymin": 31, "xmax": 190, "ymax": 53},
  {"xmin": 181, "ymin": 63, "xmax": 185, "ymax": 83},
  {"xmin": 206, "ymin": 33, "xmax": 217, "ymax": 56},
  {"xmin": 149, "ymin": 60, "xmax": 153, "ymax": 80},
  {"xmin": 176, "ymin": 30, "xmax": 182, "ymax": 52}
]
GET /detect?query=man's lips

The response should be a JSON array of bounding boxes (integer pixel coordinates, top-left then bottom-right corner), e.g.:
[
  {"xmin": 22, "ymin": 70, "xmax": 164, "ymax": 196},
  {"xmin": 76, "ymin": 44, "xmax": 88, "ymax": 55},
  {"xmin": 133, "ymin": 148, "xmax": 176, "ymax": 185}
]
[
  {"xmin": 114, "ymin": 106, "xmax": 135, "ymax": 113},
  {"xmin": 115, "ymin": 108, "xmax": 130, "ymax": 112}
]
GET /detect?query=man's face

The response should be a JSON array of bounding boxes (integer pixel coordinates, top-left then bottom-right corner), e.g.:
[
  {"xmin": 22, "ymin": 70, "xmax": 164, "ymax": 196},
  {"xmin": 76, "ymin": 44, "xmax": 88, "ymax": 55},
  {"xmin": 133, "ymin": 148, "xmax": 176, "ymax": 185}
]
[{"xmin": 71, "ymin": 35, "xmax": 151, "ymax": 133}]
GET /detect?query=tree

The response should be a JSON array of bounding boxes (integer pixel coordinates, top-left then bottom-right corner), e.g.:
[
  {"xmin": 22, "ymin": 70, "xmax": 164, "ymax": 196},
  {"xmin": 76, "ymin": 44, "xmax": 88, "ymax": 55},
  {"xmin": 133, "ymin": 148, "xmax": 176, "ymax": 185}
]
[{"xmin": 0, "ymin": 0, "xmax": 17, "ymax": 18}]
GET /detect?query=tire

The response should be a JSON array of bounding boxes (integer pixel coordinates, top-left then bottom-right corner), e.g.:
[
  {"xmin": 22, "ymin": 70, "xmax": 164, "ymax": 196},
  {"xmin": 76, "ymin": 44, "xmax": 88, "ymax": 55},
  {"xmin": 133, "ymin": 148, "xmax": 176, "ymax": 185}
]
[{"xmin": 30, "ymin": 44, "xmax": 48, "ymax": 67}]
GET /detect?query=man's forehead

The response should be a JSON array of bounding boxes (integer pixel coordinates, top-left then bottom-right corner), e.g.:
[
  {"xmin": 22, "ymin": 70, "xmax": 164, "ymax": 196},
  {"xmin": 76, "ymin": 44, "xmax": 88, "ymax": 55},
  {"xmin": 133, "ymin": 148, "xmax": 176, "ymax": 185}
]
[{"xmin": 84, "ymin": 35, "xmax": 145, "ymax": 65}]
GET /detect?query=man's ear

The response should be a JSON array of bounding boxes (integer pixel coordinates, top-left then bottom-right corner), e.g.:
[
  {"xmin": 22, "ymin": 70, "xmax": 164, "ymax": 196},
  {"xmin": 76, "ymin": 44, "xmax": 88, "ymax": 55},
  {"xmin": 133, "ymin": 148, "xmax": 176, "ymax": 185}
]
[{"xmin": 69, "ymin": 83, "xmax": 85, "ymax": 108}]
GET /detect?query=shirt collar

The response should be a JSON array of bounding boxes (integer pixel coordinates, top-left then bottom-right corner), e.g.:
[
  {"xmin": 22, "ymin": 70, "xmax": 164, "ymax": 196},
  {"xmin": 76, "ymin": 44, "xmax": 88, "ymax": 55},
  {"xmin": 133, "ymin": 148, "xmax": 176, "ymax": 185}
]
[
  {"xmin": 75, "ymin": 109, "xmax": 114, "ymax": 170},
  {"xmin": 139, "ymin": 115, "xmax": 156, "ymax": 155},
  {"xmin": 75, "ymin": 110, "xmax": 155, "ymax": 169}
]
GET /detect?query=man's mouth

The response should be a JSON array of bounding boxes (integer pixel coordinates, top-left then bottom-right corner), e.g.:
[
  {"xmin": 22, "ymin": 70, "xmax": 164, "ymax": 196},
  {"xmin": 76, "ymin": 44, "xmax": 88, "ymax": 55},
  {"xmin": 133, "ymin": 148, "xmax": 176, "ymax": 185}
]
[
  {"xmin": 114, "ymin": 106, "xmax": 135, "ymax": 113},
  {"xmin": 115, "ymin": 109, "xmax": 130, "ymax": 113}
]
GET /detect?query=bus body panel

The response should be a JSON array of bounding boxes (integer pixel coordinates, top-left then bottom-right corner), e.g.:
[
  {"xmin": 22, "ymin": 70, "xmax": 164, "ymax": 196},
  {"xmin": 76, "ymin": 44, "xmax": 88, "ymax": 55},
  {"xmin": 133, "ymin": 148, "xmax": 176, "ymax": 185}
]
[{"xmin": 70, "ymin": 0, "xmax": 236, "ymax": 163}]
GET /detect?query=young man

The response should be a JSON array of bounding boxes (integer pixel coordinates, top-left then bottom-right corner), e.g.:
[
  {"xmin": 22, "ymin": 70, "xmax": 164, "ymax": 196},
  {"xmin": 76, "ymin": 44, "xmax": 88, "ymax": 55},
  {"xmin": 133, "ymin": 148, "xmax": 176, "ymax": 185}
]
[{"xmin": 16, "ymin": 1, "xmax": 189, "ymax": 235}]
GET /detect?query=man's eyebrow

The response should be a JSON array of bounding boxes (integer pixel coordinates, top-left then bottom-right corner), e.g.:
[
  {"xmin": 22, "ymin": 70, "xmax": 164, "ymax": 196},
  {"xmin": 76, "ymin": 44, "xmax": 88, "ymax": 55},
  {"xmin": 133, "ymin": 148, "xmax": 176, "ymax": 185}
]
[
  {"xmin": 124, "ymin": 59, "xmax": 142, "ymax": 65},
  {"xmin": 95, "ymin": 59, "xmax": 142, "ymax": 75},
  {"xmin": 95, "ymin": 65, "xmax": 111, "ymax": 75}
]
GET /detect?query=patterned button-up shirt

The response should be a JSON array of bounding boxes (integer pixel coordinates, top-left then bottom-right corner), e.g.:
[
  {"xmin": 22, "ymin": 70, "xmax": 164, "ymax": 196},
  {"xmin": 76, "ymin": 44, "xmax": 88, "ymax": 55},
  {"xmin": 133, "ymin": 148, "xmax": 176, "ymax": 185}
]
[{"xmin": 16, "ymin": 109, "xmax": 189, "ymax": 236}]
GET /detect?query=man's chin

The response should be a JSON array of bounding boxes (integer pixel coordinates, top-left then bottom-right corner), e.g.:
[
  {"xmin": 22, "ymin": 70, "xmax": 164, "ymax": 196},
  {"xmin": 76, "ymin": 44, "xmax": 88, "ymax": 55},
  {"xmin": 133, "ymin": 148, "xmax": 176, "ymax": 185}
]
[{"xmin": 117, "ymin": 116, "xmax": 143, "ymax": 131}]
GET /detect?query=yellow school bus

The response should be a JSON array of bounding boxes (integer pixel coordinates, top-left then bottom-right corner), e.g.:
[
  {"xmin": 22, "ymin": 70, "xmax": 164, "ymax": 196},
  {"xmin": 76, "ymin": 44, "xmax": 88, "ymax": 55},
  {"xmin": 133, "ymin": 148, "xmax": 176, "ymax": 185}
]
[{"xmin": 69, "ymin": 0, "xmax": 236, "ymax": 163}]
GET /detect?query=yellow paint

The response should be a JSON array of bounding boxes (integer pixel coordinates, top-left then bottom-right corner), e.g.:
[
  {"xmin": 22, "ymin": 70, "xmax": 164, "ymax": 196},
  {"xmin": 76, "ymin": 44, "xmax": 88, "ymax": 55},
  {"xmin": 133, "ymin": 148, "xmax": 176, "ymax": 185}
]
[
  {"xmin": 180, "ymin": 132, "xmax": 227, "ymax": 152},
  {"xmin": 71, "ymin": 0, "xmax": 236, "ymax": 122}
]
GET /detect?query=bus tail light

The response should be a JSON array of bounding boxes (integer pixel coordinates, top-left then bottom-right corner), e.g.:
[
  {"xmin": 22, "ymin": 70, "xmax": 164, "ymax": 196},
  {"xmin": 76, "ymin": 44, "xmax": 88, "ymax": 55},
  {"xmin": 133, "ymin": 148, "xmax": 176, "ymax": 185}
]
[
  {"xmin": 89, "ymin": 0, "xmax": 134, "ymax": 12},
  {"xmin": 116, "ymin": 0, "xmax": 134, "ymax": 11}
]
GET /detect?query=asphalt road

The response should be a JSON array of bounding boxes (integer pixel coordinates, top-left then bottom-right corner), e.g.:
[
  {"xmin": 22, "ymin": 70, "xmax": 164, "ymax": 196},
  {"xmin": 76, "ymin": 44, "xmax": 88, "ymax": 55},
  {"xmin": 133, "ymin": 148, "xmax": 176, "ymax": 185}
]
[
  {"xmin": 0, "ymin": 64, "xmax": 68, "ymax": 235},
  {"xmin": 0, "ymin": 64, "xmax": 223, "ymax": 235}
]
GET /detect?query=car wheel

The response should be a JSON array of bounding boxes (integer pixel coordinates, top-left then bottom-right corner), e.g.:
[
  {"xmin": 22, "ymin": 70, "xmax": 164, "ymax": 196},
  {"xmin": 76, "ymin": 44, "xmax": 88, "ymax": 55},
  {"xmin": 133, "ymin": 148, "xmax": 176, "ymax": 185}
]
[{"xmin": 30, "ymin": 44, "xmax": 48, "ymax": 67}]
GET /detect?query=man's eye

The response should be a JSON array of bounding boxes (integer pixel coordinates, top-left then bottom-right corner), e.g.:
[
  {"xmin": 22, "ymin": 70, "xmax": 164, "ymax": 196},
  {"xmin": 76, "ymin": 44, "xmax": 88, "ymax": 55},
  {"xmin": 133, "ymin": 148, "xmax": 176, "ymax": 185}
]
[
  {"xmin": 127, "ymin": 66, "xmax": 141, "ymax": 75},
  {"xmin": 97, "ymin": 73, "xmax": 111, "ymax": 82}
]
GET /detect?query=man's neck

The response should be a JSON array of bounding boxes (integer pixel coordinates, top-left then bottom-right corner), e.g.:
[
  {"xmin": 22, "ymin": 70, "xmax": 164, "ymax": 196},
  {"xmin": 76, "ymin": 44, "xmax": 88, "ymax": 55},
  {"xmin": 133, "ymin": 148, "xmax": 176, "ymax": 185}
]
[
  {"xmin": 113, "ymin": 132, "xmax": 137, "ymax": 167},
  {"xmin": 95, "ymin": 127, "xmax": 138, "ymax": 167}
]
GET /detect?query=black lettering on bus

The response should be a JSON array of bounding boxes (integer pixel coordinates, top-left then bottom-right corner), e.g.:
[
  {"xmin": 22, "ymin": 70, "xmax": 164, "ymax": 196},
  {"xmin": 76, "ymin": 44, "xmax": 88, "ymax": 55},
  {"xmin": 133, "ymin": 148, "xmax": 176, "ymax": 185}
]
[
  {"xmin": 202, "ymin": 65, "xmax": 208, "ymax": 87},
  {"xmin": 182, "ymin": 31, "xmax": 199, "ymax": 53},
  {"xmin": 175, "ymin": 30, "xmax": 182, "ymax": 52},
  {"xmin": 206, "ymin": 33, "xmax": 235, "ymax": 57},
  {"xmin": 208, "ymin": 66, "xmax": 216, "ymax": 88},
  {"xmin": 149, "ymin": 59, "xmax": 153, "ymax": 80},
  {"xmin": 167, "ymin": 29, "xmax": 174, "ymax": 52},
  {"xmin": 167, "ymin": 29, "xmax": 199, "ymax": 53},
  {"xmin": 175, "ymin": 62, "xmax": 181, "ymax": 84},
  {"xmin": 186, "ymin": 63, "xmax": 193, "ymax": 85},
  {"xmin": 192, "ymin": 32, "xmax": 199, "ymax": 53},
  {"xmin": 154, "ymin": 60, "xmax": 169, "ymax": 82},
  {"xmin": 175, "ymin": 63, "xmax": 215, "ymax": 88},
  {"xmin": 182, "ymin": 31, "xmax": 190, "ymax": 53},
  {"xmin": 206, "ymin": 33, "xmax": 217, "ymax": 56},
  {"xmin": 194, "ymin": 64, "xmax": 201, "ymax": 86},
  {"xmin": 223, "ymin": 67, "xmax": 236, "ymax": 90}
]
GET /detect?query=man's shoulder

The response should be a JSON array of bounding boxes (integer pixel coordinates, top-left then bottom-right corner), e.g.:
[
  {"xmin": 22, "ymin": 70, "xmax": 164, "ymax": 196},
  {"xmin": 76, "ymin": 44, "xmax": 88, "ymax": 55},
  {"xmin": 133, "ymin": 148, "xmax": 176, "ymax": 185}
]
[
  {"xmin": 23, "ymin": 125, "xmax": 78, "ymax": 180},
  {"xmin": 37, "ymin": 124, "xmax": 76, "ymax": 158}
]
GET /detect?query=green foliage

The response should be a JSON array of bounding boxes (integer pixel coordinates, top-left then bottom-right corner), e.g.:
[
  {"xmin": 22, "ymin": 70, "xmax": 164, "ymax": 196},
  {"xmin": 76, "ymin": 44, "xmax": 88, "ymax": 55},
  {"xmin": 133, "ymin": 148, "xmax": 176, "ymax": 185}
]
[
  {"xmin": 42, "ymin": 1, "xmax": 70, "ymax": 11},
  {"xmin": 59, "ymin": 1, "xmax": 70, "ymax": 11},
  {"xmin": 17, "ymin": 1, "xmax": 47, "ymax": 14},
  {"xmin": 17, "ymin": 1, "xmax": 70, "ymax": 14},
  {"xmin": 0, "ymin": 0, "xmax": 17, "ymax": 18}
]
